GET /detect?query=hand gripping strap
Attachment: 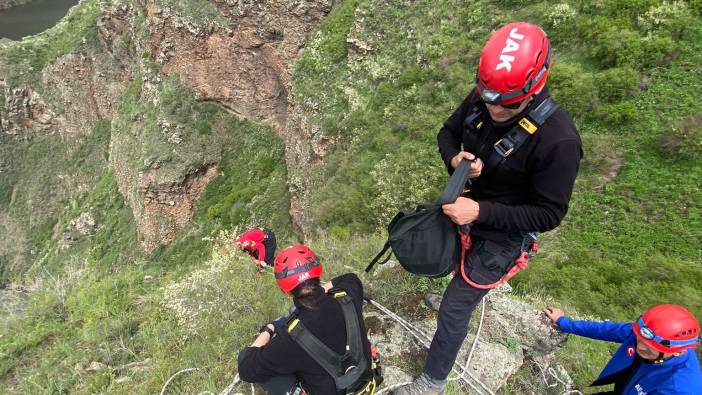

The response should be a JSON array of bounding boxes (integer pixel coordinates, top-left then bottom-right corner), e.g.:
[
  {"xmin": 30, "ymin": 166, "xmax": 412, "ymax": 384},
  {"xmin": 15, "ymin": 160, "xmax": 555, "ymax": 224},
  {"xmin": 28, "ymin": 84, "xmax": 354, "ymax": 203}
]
[
  {"xmin": 287, "ymin": 294, "xmax": 368, "ymax": 392},
  {"xmin": 439, "ymin": 159, "xmax": 472, "ymax": 205}
]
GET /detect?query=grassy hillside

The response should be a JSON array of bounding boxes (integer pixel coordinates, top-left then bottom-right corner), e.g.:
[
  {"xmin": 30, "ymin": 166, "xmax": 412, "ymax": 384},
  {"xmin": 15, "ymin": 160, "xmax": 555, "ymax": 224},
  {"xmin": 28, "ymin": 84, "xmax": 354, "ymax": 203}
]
[
  {"xmin": 293, "ymin": 0, "xmax": 702, "ymax": 387},
  {"xmin": 1, "ymin": 0, "xmax": 701, "ymax": 393}
]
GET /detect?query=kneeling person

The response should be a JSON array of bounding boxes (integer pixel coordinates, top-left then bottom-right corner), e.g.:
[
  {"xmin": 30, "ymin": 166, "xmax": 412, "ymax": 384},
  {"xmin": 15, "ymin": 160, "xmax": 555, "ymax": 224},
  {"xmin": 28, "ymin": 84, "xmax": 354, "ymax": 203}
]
[
  {"xmin": 238, "ymin": 245, "xmax": 378, "ymax": 394},
  {"xmin": 234, "ymin": 227, "xmax": 277, "ymax": 273},
  {"xmin": 545, "ymin": 304, "xmax": 702, "ymax": 395}
]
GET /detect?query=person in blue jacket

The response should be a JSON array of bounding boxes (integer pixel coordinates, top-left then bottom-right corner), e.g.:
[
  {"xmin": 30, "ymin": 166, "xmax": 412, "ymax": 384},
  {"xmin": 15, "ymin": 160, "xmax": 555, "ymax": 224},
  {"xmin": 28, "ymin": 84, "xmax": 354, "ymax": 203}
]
[{"xmin": 544, "ymin": 304, "xmax": 702, "ymax": 395}]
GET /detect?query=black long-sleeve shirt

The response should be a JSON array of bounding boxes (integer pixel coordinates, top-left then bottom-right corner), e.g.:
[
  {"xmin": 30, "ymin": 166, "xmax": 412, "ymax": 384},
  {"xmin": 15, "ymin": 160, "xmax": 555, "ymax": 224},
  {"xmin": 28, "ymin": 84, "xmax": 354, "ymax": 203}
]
[
  {"xmin": 237, "ymin": 274, "xmax": 372, "ymax": 394},
  {"xmin": 437, "ymin": 86, "xmax": 583, "ymax": 241}
]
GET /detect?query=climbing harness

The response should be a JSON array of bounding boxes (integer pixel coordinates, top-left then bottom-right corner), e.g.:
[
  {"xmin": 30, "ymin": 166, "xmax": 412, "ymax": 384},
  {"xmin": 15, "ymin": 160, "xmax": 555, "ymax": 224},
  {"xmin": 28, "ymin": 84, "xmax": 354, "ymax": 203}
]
[
  {"xmin": 286, "ymin": 290, "xmax": 379, "ymax": 394},
  {"xmin": 457, "ymin": 227, "xmax": 538, "ymax": 289}
]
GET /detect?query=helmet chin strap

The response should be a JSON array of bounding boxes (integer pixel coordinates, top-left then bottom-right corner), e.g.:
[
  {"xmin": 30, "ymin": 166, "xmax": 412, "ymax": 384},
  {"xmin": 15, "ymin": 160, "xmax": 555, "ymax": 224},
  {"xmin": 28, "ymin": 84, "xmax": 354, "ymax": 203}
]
[{"xmin": 649, "ymin": 351, "xmax": 674, "ymax": 364}]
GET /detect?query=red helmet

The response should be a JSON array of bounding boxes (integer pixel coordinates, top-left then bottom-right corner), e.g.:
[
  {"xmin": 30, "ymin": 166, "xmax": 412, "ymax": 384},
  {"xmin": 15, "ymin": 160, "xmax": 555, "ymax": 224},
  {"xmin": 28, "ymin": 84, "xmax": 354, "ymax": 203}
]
[
  {"xmin": 633, "ymin": 304, "xmax": 700, "ymax": 354},
  {"xmin": 273, "ymin": 245, "xmax": 323, "ymax": 293},
  {"xmin": 476, "ymin": 22, "xmax": 552, "ymax": 106}
]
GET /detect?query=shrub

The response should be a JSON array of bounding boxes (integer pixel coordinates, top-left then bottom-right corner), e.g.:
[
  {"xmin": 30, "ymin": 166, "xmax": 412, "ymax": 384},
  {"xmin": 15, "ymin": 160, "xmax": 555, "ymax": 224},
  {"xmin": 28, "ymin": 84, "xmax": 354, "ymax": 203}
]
[
  {"xmin": 592, "ymin": 101, "xmax": 638, "ymax": 126},
  {"xmin": 369, "ymin": 142, "xmax": 445, "ymax": 229},
  {"xmin": 637, "ymin": 1, "xmax": 700, "ymax": 40},
  {"xmin": 591, "ymin": 28, "xmax": 644, "ymax": 68},
  {"xmin": 594, "ymin": 66, "xmax": 640, "ymax": 103},
  {"xmin": 656, "ymin": 113, "xmax": 702, "ymax": 161},
  {"xmin": 548, "ymin": 62, "xmax": 597, "ymax": 120}
]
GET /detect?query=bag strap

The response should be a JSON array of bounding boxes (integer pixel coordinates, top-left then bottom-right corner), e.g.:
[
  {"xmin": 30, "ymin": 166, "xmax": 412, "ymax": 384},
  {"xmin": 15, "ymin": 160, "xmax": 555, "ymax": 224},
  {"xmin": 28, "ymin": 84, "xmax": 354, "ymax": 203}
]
[
  {"xmin": 364, "ymin": 242, "xmax": 392, "ymax": 273},
  {"xmin": 462, "ymin": 105, "xmax": 485, "ymax": 156},
  {"xmin": 438, "ymin": 159, "xmax": 472, "ymax": 205},
  {"xmin": 479, "ymin": 97, "xmax": 558, "ymax": 186},
  {"xmin": 287, "ymin": 292, "xmax": 368, "ymax": 391}
]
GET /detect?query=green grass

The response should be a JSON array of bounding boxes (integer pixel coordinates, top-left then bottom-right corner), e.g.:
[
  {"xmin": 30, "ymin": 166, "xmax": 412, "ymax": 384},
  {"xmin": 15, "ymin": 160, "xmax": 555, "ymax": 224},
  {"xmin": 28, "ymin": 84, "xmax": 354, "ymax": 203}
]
[
  {"xmin": 292, "ymin": 0, "xmax": 702, "ymax": 390},
  {"xmin": 2, "ymin": 0, "xmax": 702, "ymax": 393}
]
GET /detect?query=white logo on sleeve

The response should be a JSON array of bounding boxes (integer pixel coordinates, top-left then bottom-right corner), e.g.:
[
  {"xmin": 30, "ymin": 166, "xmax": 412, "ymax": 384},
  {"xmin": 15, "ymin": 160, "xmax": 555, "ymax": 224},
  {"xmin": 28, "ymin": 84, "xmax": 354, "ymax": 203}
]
[
  {"xmin": 496, "ymin": 28, "xmax": 525, "ymax": 72},
  {"xmin": 635, "ymin": 384, "xmax": 647, "ymax": 395}
]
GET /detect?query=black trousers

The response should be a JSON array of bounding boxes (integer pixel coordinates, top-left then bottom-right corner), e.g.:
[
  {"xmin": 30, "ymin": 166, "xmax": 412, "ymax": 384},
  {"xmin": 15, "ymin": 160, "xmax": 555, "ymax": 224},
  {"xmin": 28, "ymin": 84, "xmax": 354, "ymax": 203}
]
[
  {"xmin": 424, "ymin": 234, "xmax": 524, "ymax": 380},
  {"xmin": 259, "ymin": 374, "xmax": 299, "ymax": 395}
]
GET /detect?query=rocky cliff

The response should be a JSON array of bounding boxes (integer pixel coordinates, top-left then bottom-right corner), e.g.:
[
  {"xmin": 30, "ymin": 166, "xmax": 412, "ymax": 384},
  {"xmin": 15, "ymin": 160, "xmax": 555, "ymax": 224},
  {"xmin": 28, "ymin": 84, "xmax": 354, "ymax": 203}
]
[{"xmin": 0, "ymin": 0, "xmax": 333, "ymax": 257}]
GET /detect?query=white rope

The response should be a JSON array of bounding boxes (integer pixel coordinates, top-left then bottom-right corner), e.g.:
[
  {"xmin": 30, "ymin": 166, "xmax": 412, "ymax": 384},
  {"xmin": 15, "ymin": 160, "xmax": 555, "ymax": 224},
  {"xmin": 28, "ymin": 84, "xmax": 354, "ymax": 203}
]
[
  {"xmin": 535, "ymin": 361, "xmax": 584, "ymax": 395},
  {"xmin": 160, "ymin": 367, "xmax": 199, "ymax": 395},
  {"xmin": 367, "ymin": 299, "xmax": 495, "ymax": 395},
  {"xmin": 374, "ymin": 381, "xmax": 412, "ymax": 394},
  {"xmin": 466, "ymin": 296, "xmax": 486, "ymax": 368},
  {"xmin": 218, "ymin": 374, "xmax": 242, "ymax": 395}
]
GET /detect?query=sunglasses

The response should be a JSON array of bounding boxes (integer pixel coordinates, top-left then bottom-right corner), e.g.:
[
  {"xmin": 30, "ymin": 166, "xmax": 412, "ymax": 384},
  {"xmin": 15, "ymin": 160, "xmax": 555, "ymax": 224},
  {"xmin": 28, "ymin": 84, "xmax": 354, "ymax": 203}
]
[
  {"xmin": 637, "ymin": 316, "xmax": 700, "ymax": 347},
  {"xmin": 479, "ymin": 87, "xmax": 529, "ymax": 109},
  {"xmin": 497, "ymin": 100, "xmax": 525, "ymax": 110}
]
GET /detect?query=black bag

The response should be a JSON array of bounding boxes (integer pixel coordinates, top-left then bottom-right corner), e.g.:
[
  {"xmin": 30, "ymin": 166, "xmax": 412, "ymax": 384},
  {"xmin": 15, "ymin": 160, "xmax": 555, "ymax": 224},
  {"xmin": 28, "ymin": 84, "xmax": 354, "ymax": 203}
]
[{"xmin": 364, "ymin": 160, "xmax": 471, "ymax": 278}]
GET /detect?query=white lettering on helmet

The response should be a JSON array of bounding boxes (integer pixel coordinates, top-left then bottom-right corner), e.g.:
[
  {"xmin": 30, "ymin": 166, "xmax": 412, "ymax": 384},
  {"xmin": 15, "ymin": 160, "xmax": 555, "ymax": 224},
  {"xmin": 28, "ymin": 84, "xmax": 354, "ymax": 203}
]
[
  {"xmin": 635, "ymin": 384, "xmax": 647, "ymax": 395},
  {"xmin": 496, "ymin": 28, "xmax": 526, "ymax": 72},
  {"xmin": 297, "ymin": 272, "xmax": 311, "ymax": 282}
]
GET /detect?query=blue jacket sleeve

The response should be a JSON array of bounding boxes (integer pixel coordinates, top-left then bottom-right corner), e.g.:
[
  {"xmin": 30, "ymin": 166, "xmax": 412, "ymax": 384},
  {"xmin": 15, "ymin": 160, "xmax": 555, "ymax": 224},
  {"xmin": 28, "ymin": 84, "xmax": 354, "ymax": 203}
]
[{"xmin": 557, "ymin": 317, "xmax": 632, "ymax": 343}]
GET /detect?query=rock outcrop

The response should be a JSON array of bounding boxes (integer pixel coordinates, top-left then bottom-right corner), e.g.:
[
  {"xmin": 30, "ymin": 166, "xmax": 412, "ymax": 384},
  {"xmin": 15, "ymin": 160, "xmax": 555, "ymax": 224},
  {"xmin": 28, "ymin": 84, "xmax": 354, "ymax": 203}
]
[
  {"xmin": 145, "ymin": 0, "xmax": 336, "ymax": 238},
  {"xmin": 0, "ymin": 81, "xmax": 58, "ymax": 140},
  {"xmin": 136, "ymin": 163, "xmax": 218, "ymax": 252},
  {"xmin": 368, "ymin": 284, "xmax": 573, "ymax": 393}
]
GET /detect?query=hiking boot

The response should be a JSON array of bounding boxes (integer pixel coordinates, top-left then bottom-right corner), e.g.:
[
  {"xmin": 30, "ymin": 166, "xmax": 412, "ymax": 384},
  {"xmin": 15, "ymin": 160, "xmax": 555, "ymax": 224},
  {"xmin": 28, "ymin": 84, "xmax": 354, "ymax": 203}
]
[{"xmin": 392, "ymin": 372, "xmax": 446, "ymax": 395}]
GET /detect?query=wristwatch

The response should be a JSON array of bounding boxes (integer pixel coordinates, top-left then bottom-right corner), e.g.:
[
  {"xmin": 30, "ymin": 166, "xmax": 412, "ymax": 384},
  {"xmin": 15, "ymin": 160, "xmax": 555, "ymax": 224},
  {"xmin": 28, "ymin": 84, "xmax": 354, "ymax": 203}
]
[{"xmin": 259, "ymin": 324, "xmax": 275, "ymax": 337}]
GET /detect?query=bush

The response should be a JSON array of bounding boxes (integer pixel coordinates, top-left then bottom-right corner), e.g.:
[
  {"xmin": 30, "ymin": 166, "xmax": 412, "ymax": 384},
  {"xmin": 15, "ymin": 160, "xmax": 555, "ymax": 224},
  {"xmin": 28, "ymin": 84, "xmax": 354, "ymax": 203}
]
[
  {"xmin": 592, "ymin": 101, "xmax": 638, "ymax": 126},
  {"xmin": 591, "ymin": 28, "xmax": 644, "ymax": 68},
  {"xmin": 594, "ymin": 66, "xmax": 640, "ymax": 103},
  {"xmin": 656, "ymin": 113, "xmax": 702, "ymax": 161},
  {"xmin": 548, "ymin": 62, "xmax": 597, "ymax": 120},
  {"xmin": 637, "ymin": 1, "xmax": 701, "ymax": 41}
]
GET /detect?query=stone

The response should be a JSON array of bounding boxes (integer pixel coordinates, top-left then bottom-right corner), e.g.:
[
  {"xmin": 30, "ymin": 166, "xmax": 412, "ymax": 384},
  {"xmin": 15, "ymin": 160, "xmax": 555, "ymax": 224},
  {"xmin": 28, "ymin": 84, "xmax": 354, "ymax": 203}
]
[
  {"xmin": 115, "ymin": 376, "xmax": 131, "ymax": 384},
  {"xmin": 85, "ymin": 361, "xmax": 107, "ymax": 373},
  {"xmin": 423, "ymin": 292, "xmax": 442, "ymax": 312}
]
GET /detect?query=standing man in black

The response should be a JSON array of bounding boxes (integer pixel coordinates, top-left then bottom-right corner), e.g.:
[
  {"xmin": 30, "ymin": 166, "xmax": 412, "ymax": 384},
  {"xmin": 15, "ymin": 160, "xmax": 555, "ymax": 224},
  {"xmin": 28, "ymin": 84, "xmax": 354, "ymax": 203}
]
[{"xmin": 394, "ymin": 22, "xmax": 583, "ymax": 395}]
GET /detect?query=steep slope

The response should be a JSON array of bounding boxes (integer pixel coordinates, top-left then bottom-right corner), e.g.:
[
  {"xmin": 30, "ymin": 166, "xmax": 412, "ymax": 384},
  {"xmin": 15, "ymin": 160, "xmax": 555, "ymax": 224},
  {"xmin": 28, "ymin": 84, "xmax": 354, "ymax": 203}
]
[{"xmin": 1, "ymin": 0, "xmax": 701, "ymax": 394}]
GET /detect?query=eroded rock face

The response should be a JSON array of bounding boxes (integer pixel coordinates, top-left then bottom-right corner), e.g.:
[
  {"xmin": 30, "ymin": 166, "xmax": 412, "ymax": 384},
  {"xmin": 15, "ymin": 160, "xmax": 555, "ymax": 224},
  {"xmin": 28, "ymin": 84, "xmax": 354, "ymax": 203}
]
[
  {"xmin": 42, "ymin": 54, "xmax": 108, "ymax": 138},
  {"xmin": 146, "ymin": 0, "xmax": 334, "ymax": 129},
  {"xmin": 145, "ymin": 0, "xmax": 336, "ymax": 238},
  {"xmin": 0, "ymin": 80, "xmax": 58, "ymax": 140},
  {"xmin": 135, "ymin": 163, "xmax": 218, "ymax": 252}
]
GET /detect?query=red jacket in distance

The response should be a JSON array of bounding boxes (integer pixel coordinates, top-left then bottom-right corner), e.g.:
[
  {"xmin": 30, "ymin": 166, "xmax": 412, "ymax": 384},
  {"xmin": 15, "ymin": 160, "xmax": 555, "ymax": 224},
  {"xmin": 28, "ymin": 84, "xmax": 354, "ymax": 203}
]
[{"xmin": 237, "ymin": 227, "xmax": 267, "ymax": 263}]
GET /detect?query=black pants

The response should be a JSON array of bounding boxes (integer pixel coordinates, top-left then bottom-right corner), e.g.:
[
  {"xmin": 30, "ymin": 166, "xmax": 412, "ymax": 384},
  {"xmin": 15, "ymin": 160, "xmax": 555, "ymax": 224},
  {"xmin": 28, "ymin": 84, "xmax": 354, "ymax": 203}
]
[
  {"xmin": 424, "ymin": 234, "xmax": 523, "ymax": 380},
  {"xmin": 262, "ymin": 228, "xmax": 277, "ymax": 266},
  {"xmin": 258, "ymin": 374, "xmax": 299, "ymax": 395}
]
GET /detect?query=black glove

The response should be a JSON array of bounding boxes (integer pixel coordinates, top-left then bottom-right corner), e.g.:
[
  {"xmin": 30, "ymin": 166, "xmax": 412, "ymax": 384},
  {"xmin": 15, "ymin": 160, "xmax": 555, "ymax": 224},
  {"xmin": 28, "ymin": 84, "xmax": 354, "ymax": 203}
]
[{"xmin": 259, "ymin": 324, "xmax": 275, "ymax": 337}]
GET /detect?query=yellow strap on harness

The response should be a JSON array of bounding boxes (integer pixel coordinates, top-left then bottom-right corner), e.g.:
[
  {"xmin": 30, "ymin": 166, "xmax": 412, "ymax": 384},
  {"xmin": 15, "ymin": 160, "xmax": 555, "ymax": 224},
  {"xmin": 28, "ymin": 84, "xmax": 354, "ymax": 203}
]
[
  {"xmin": 287, "ymin": 318, "xmax": 300, "ymax": 333},
  {"xmin": 518, "ymin": 117, "xmax": 538, "ymax": 134}
]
